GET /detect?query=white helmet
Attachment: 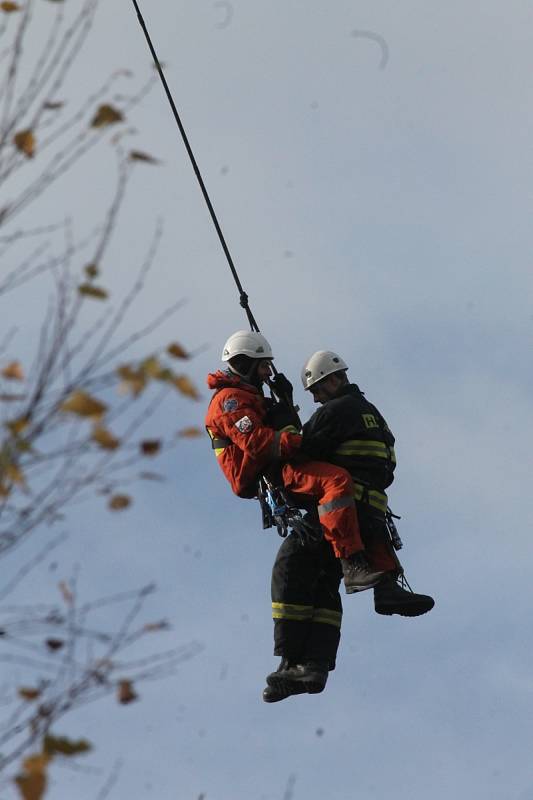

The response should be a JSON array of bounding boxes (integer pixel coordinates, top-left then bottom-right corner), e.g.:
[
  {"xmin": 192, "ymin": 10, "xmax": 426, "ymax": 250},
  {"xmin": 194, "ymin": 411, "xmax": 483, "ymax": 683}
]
[
  {"xmin": 222, "ymin": 330, "xmax": 274, "ymax": 362},
  {"xmin": 301, "ymin": 350, "xmax": 348, "ymax": 390}
]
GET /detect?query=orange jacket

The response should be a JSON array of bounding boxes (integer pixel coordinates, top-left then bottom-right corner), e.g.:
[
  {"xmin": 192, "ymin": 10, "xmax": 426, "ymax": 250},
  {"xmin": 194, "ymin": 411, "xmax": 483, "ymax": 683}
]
[{"xmin": 205, "ymin": 370, "xmax": 302, "ymax": 498}]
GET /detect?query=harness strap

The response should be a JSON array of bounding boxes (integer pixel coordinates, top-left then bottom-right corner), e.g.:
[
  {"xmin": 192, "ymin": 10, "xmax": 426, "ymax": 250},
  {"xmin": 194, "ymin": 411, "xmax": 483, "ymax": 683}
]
[{"xmin": 353, "ymin": 481, "xmax": 388, "ymax": 515}]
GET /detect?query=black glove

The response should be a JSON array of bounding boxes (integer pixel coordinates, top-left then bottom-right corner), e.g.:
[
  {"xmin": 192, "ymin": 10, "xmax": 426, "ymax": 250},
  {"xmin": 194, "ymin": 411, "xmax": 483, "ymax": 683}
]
[
  {"xmin": 265, "ymin": 401, "xmax": 299, "ymax": 431},
  {"xmin": 269, "ymin": 372, "xmax": 293, "ymax": 402}
]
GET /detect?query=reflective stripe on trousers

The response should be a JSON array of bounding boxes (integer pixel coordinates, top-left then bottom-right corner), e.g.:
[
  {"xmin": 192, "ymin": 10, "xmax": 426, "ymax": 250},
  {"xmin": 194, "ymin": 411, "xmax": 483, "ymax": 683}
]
[
  {"xmin": 281, "ymin": 461, "xmax": 363, "ymax": 559},
  {"xmin": 272, "ymin": 602, "xmax": 342, "ymax": 629}
]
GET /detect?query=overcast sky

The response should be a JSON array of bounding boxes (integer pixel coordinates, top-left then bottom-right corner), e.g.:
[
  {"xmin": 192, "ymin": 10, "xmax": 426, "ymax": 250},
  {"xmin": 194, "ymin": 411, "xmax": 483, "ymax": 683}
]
[{"xmin": 2, "ymin": 1, "xmax": 533, "ymax": 799}]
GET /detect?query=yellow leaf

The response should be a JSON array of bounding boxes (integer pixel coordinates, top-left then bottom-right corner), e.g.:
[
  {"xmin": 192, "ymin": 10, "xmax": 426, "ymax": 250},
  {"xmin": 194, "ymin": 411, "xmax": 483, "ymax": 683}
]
[
  {"xmin": 2, "ymin": 361, "xmax": 24, "ymax": 380},
  {"xmin": 84, "ymin": 263, "xmax": 99, "ymax": 279},
  {"xmin": 117, "ymin": 679, "xmax": 138, "ymax": 704},
  {"xmin": 78, "ymin": 283, "xmax": 108, "ymax": 300},
  {"xmin": 1, "ymin": 1, "xmax": 21, "ymax": 12},
  {"xmin": 90, "ymin": 104, "xmax": 124, "ymax": 129},
  {"xmin": 140, "ymin": 440, "xmax": 160, "ymax": 456},
  {"xmin": 5, "ymin": 463, "xmax": 25, "ymax": 485},
  {"xmin": 0, "ymin": 483, "xmax": 11, "ymax": 498},
  {"xmin": 13, "ymin": 129, "xmax": 35, "ymax": 158},
  {"xmin": 92, "ymin": 425, "xmax": 120, "ymax": 450},
  {"xmin": 155, "ymin": 367, "xmax": 173, "ymax": 382},
  {"xmin": 15, "ymin": 772, "xmax": 47, "ymax": 800},
  {"xmin": 167, "ymin": 342, "xmax": 189, "ymax": 359},
  {"xmin": 5, "ymin": 416, "xmax": 29, "ymax": 436},
  {"xmin": 117, "ymin": 365, "xmax": 146, "ymax": 397},
  {"xmin": 60, "ymin": 390, "xmax": 107, "ymax": 419},
  {"xmin": 177, "ymin": 426, "xmax": 203, "ymax": 438},
  {"xmin": 43, "ymin": 735, "xmax": 92, "ymax": 757},
  {"xmin": 172, "ymin": 375, "xmax": 200, "ymax": 400},
  {"xmin": 108, "ymin": 494, "xmax": 131, "ymax": 511},
  {"xmin": 18, "ymin": 687, "xmax": 41, "ymax": 702},
  {"xmin": 140, "ymin": 355, "xmax": 161, "ymax": 379},
  {"xmin": 129, "ymin": 150, "xmax": 160, "ymax": 164}
]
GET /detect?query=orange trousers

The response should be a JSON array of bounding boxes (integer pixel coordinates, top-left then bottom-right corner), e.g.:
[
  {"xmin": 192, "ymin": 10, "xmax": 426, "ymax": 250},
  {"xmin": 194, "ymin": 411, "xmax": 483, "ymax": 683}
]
[{"xmin": 281, "ymin": 461, "xmax": 363, "ymax": 559}]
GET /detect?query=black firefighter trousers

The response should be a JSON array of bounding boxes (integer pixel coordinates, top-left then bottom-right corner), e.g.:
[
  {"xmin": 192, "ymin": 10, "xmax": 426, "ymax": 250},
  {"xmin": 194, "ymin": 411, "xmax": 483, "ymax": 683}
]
[
  {"xmin": 271, "ymin": 507, "xmax": 401, "ymax": 669},
  {"xmin": 271, "ymin": 532, "xmax": 343, "ymax": 671}
]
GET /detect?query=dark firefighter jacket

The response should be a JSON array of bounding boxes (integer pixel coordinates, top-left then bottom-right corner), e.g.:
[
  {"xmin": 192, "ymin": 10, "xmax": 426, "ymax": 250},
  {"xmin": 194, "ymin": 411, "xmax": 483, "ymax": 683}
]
[
  {"xmin": 301, "ymin": 383, "xmax": 396, "ymax": 516},
  {"xmin": 205, "ymin": 370, "xmax": 302, "ymax": 498}
]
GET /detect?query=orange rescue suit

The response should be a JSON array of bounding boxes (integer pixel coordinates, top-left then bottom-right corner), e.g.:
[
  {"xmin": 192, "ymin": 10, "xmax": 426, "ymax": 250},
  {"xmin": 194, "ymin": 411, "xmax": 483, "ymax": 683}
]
[{"xmin": 205, "ymin": 370, "xmax": 364, "ymax": 559}]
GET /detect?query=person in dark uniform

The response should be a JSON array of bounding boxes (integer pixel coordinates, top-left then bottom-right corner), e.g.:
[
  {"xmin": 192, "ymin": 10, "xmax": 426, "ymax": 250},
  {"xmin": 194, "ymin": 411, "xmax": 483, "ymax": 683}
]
[{"xmin": 264, "ymin": 350, "xmax": 434, "ymax": 703}]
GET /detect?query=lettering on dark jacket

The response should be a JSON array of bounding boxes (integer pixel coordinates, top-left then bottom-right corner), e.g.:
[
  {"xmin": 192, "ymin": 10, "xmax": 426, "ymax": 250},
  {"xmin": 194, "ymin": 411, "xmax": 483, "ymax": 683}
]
[{"xmin": 301, "ymin": 383, "xmax": 396, "ymax": 491}]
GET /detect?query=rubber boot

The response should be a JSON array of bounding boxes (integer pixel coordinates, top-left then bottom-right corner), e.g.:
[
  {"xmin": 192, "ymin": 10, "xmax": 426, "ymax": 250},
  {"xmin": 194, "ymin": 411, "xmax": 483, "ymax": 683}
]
[{"xmin": 374, "ymin": 575, "xmax": 435, "ymax": 617}]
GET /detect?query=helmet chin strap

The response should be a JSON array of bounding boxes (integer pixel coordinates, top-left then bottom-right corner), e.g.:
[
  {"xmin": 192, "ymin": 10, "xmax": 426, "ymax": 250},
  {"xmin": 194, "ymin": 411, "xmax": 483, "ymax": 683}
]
[{"xmin": 228, "ymin": 360, "xmax": 263, "ymax": 388}]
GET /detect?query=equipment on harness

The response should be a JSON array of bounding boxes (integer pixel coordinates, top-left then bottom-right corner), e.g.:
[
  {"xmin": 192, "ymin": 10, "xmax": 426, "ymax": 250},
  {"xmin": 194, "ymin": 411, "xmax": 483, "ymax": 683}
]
[
  {"xmin": 385, "ymin": 508, "xmax": 403, "ymax": 551},
  {"xmin": 258, "ymin": 476, "xmax": 322, "ymax": 547}
]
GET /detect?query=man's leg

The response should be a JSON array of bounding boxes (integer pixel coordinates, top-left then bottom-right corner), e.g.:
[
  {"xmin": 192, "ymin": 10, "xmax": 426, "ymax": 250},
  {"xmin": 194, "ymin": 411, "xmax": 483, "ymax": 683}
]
[
  {"xmin": 358, "ymin": 507, "xmax": 435, "ymax": 617},
  {"xmin": 264, "ymin": 534, "xmax": 337, "ymax": 702},
  {"xmin": 281, "ymin": 461, "xmax": 385, "ymax": 592}
]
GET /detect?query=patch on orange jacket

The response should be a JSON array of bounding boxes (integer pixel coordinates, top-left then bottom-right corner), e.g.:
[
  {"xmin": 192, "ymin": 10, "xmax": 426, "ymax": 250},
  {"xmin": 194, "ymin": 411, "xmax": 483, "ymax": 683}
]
[{"xmin": 234, "ymin": 415, "xmax": 253, "ymax": 433}]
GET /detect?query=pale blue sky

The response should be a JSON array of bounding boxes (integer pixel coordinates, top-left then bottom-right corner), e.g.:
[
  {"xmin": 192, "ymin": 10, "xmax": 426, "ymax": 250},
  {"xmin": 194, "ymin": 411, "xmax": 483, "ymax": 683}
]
[{"xmin": 2, "ymin": 1, "xmax": 533, "ymax": 798}]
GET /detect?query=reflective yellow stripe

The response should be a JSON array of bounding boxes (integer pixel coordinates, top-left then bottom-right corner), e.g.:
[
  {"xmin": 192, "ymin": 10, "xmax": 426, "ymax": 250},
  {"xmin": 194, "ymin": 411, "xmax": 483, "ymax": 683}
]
[
  {"xmin": 353, "ymin": 483, "xmax": 388, "ymax": 513},
  {"xmin": 335, "ymin": 439, "xmax": 396, "ymax": 464},
  {"xmin": 280, "ymin": 424, "xmax": 300, "ymax": 434},
  {"xmin": 272, "ymin": 602, "xmax": 314, "ymax": 621},
  {"xmin": 312, "ymin": 608, "xmax": 342, "ymax": 628},
  {"xmin": 207, "ymin": 427, "xmax": 228, "ymax": 458}
]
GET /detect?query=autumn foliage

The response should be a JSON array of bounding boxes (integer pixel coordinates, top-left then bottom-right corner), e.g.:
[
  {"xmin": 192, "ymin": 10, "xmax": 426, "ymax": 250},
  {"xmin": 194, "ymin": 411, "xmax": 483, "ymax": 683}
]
[{"xmin": 0, "ymin": 1, "xmax": 202, "ymax": 796}]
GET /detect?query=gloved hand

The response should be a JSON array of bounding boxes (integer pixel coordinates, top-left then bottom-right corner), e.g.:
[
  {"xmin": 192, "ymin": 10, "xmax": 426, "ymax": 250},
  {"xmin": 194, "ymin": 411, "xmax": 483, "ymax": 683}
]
[
  {"xmin": 269, "ymin": 372, "xmax": 293, "ymax": 402},
  {"xmin": 265, "ymin": 401, "xmax": 299, "ymax": 431}
]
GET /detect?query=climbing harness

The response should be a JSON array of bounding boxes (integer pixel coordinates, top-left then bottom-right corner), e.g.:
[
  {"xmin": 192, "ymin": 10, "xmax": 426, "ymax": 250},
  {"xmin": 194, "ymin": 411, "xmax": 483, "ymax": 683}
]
[
  {"xmin": 385, "ymin": 508, "xmax": 403, "ymax": 551},
  {"xmin": 258, "ymin": 476, "xmax": 322, "ymax": 547}
]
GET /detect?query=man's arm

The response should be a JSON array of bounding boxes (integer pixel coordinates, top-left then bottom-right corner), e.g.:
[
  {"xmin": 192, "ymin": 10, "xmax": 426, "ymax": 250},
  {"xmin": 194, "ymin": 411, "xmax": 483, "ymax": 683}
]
[
  {"xmin": 216, "ymin": 394, "xmax": 301, "ymax": 466},
  {"xmin": 300, "ymin": 403, "xmax": 346, "ymax": 460}
]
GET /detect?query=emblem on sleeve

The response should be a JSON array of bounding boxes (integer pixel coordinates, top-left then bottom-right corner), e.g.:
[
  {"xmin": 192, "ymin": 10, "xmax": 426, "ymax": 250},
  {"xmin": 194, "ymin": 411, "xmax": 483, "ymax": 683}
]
[
  {"xmin": 223, "ymin": 397, "xmax": 238, "ymax": 412},
  {"xmin": 235, "ymin": 415, "xmax": 253, "ymax": 433}
]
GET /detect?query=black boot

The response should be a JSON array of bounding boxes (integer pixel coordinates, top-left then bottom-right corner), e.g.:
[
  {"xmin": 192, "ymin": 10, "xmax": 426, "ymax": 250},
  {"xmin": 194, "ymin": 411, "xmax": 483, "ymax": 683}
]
[
  {"xmin": 263, "ymin": 659, "xmax": 307, "ymax": 703},
  {"xmin": 266, "ymin": 659, "xmax": 329, "ymax": 695},
  {"xmin": 262, "ymin": 684, "xmax": 294, "ymax": 703},
  {"xmin": 341, "ymin": 551, "xmax": 385, "ymax": 594},
  {"xmin": 374, "ymin": 575, "xmax": 435, "ymax": 617}
]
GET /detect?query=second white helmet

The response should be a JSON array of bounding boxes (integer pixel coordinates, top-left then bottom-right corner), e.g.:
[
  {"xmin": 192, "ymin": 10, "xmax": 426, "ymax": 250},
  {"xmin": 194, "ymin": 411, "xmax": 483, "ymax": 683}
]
[
  {"xmin": 222, "ymin": 330, "xmax": 274, "ymax": 362},
  {"xmin": 301, "ymin": 350, "xmax": 348, "ymax": 390}
]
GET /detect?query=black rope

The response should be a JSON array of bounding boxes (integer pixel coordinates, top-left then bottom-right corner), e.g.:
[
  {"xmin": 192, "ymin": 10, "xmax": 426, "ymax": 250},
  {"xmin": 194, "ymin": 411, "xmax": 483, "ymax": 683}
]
[{"xmin": 130, "ymin": 0, "xmax": 259, "ymax": 333}]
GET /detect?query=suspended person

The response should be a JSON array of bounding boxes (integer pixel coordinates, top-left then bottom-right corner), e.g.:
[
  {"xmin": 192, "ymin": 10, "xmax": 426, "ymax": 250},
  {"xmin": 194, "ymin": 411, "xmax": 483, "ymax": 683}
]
[
  {"xmin": 205, "ymin": 330, "xmax": 387, "ymax": 595},
  {"xmin": 263, "ymin": 350, "xmax": 434, "ymax": 702}
]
